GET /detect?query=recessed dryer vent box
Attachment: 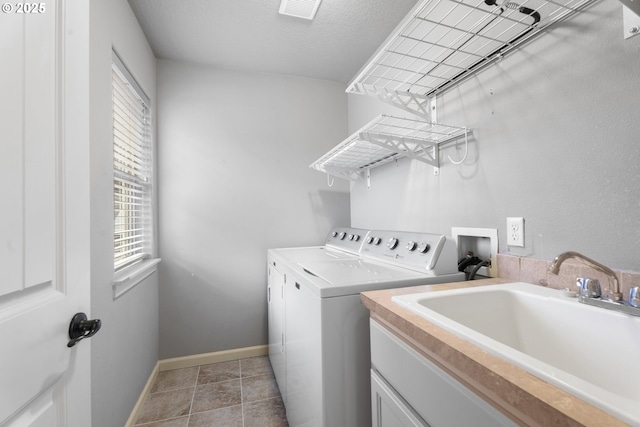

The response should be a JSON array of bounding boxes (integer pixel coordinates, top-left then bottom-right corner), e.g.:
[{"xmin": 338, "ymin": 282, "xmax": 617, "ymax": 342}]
[{"xmin": 451, "ymin": 227, "xmax": 498, "ymax": 278}]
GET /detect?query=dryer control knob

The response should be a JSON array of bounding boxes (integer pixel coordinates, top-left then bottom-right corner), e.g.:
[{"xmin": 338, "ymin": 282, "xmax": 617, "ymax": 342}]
[
  {"xmin": 418, "ymin": 242, "xmax": 431, "ymax": 253},
  {"xmin": 387, "ymin": 238, "xmax": 399, "ymax": 250},
  {"xmin": 332, "ymin": 231, "xmax": 338, "ymax": 237},
  {"xmin": 353, "ymin": 234, "xmax": 360, "ymax": 241},
  {"xmin": 339, "ymin": 232, "xmax": 347, "ymax": 240},
  {"xmin": 406, "ymin": 241, "xmax": 417, "ymax": 251},
  {"xmin": 373, "ymin": 237, "xmax": 382, "ymax": 245},
  {"xmin": 366, "ymin": 236, "xmax": 374, "ymax": 244}
]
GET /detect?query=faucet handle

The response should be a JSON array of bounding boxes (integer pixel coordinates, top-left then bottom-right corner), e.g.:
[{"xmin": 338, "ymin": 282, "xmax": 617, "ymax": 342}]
[
  {"xmin": 576, "ymin": 277, "xmax": 601, "ymax": 299},
  {"xmin": 630, "ymin": 287, "xmax": 640, "ymax": 308}
]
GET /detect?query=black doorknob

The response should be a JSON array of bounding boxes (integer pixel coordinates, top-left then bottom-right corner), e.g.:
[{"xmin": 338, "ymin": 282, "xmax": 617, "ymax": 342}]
[{"xmin": 68, "ymin": 312, "xmax": 102, "ymax": 348}]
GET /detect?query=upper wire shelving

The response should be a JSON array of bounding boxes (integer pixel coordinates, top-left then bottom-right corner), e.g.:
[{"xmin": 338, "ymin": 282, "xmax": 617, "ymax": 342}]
[
  {"xmin": 346, "ymin": 0, "xmax": 597, "ymax": 119},
  {"xmin": 312, "ymin": 0, "xmax": 595, "ymax": 181}
]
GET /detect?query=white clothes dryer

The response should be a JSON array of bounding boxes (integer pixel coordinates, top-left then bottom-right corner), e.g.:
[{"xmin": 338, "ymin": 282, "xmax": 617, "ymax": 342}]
[
  {"xmin": 270, "ymin": 227, "xmax": 368, "ymax": 267},
  {"xmin": 267, "ymin": 227, "xmax": 367, "ymax": 402}
]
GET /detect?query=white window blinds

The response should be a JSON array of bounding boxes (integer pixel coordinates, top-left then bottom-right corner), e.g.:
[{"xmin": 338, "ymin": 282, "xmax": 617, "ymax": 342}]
[{"xmin": 112, "ymin": 53, "xmax": 153, "ymax": 272}]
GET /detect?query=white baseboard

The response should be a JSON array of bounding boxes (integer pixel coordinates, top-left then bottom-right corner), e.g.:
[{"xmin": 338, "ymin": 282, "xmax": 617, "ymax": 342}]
[
  {"xmin": 124, "ymin": 362, "xmax": 160, "ymax": 427},
  {"xmin": 159, "ymin": 344, "xmax": 268, "ymax": 371},
  {"xmin": 124, "ymin": 345, "xmax": 269, "ymax": 426}
]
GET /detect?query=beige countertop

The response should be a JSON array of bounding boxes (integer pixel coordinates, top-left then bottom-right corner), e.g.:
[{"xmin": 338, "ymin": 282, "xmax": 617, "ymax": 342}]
[{"xmin": 361, "ymin": 278, "xmax": 629, "ymax": 427}]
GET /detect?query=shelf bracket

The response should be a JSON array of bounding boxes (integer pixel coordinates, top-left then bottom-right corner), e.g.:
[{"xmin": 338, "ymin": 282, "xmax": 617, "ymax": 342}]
[
  {"xmin": 623, "ymin": 5, "xmax": 640, "ymax": 39},
  {"xmin": 430, "ymin": 96, "xmax": 437, "ymax": 122},
  {"xmin": 359, "ymin": 131, "xmax": 439, "ymax": 168},
  {"xmin": 430, "ymin": 96, "xmax": 439, "ymax": 175},
  {"xmin": 349, "ymin": 83, "xmax": 433, "ymax": 121}
]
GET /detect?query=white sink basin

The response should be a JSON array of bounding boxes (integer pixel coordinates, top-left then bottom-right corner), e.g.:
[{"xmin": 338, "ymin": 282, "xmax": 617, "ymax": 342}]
[{"xmin": 392, "ymin": 282, "xmax": 640, "ymax": 425}]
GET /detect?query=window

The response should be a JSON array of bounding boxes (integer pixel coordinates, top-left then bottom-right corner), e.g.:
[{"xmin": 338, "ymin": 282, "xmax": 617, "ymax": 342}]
[{"xmin": 112, "ymin": 52, "xmax": 155, "ymax": 281}]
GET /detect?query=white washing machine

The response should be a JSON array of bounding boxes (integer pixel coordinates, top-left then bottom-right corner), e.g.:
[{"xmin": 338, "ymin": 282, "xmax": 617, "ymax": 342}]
[
  {"xmin": 267, "ymin": 227, "xmax": 368, "ymax": 406},
  {"xmin": 267, "ymin": 228, "xmax": 464, "ymax": 427}
]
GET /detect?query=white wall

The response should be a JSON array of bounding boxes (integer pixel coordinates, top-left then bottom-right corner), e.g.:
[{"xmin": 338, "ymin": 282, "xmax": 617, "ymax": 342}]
[
  {"xmin": 89, "ymin": 1, "xmax": 159, "ymax": 426},
  {"xmin": 157, "ymin": 60, "xmax": 350, "ymax": 358},
  {"xmin": 350, "ymin": 0, "xmax": 640, "ymax": 272}
]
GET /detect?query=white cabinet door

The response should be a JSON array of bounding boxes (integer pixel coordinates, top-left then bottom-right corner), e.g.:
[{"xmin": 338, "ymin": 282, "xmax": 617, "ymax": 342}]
[
  {"xmin": 267, "ymin": 259, "xmax": 286, "ymax": 401},
  {"xmin": 0, "ymin": 1, "xmax": 91, "ymax": 425},
  {"xmin": 371, "ymin": 370, "xmax": 429, "ymax": 427},
  {"xmin": 371, "ymin": 320, "xmax": 517, "ymax": 427}
]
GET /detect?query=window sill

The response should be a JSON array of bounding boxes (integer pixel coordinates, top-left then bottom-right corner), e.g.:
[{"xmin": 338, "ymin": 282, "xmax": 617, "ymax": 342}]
[{"xmin": 112, "ymin": 258, "xmax": 161, "ymax": 300}]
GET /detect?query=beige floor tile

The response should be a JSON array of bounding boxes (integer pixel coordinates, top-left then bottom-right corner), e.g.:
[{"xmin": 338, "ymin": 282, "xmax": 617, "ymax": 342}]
[
  {"xmin": 191, "ymin": 379, "xmax": 242, "ymax": 413},
  {"xmin": 197, "ymin": 360, "xmax": 241, "ymax": 385},
  {"xmin": 188, "ymin": 405, "xmax": 243, "ymax": 427},
  {"xmin": 243, "ymin": 397, "xmax": 288, "ymax": 427},
  {"xmin": 135, "ymin": 416, "xmax": 189, "ymax": 427},
  {"xmin": 240, "ymin": 356, "xmax": 273, "ymax": 377},
  {"xmin": 151, "ymin": 367, "xmax": 199, "ymax": 393},
  {"xmin": 135, "ymin": 388, "xmax": 194, "ymax": 425},
  {"xmin": 242, "ymin": 373, "xmax": 280, "ymax": 403}
]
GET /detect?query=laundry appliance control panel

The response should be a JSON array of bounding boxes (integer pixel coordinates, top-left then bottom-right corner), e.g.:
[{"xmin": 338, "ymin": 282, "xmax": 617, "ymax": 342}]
[
  {"xmin": 361, "ymin": 230, "xmax": 458, "ymax": 275},
  {"xmin": 324, "ymin": 227, "xmax": 369, "ymax": 254}
]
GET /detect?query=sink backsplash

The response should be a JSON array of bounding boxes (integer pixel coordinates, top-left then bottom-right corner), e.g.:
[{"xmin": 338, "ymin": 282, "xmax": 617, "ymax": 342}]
[{"xmin": 497, "ymin": 254, "xmax": 640, "ymax": 300}]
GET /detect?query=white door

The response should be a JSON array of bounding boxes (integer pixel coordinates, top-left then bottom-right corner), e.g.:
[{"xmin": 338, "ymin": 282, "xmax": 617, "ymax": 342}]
[{"xmin": 0, "ymin": 0, "xmax": 92, "ymax": 425}]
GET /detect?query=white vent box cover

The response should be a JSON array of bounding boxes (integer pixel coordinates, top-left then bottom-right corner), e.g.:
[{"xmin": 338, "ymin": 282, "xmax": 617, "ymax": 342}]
[{"xmin": 279, "ymin": 0, "xmax": 322, "ymax": 20}]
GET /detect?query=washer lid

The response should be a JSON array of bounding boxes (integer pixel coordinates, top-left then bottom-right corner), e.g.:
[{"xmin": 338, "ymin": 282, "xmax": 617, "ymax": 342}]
[
  {"xmin": 299, "ymin": 258, "xmax": 425, "ymax": 286},
  {"xmin": 273, "ymin": 246, "xmax": 359, "ymax": 265}
]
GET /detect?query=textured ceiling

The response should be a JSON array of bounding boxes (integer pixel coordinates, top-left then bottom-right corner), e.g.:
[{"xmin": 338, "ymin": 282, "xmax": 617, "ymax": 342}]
[{"xmin": 128, "ymin": 0, "xmax": 419, "ymax": 83}]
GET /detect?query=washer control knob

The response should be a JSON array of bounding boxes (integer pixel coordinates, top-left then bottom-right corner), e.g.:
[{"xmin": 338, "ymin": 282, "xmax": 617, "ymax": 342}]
[
  {"xmin": 406, "ymin": 241, "xmax": 417, "ymax": 251},
  {"xmin": 366, "ymin": 236, "xmax": 374, "ymax": 244},
  {"xmin": 387, "ymin": 238, "xmax": 399, "ymax": 250},
  {"xmin": 373, "ymin": 237, "xmax": 382, "ymax": 245},
  {"xmin": 332, "ymin": 231, "xmax": 338, "ymax": 237},
  {"xmin": 417, "ymin": 242, "xmax": 431, "ymax": 253},
  {"xmin": 338, "ymin": 232, "xmax": 347, "ymax": 240},
  {"xmin": 353, "ymin": 234, "xmax": 360, "ymax": 241}
]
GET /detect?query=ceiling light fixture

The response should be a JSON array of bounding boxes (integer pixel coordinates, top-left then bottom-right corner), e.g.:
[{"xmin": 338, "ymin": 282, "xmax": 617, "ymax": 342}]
[{"xmin": 279, "ymin": 0, "xmax": 322, "ymax": 20}]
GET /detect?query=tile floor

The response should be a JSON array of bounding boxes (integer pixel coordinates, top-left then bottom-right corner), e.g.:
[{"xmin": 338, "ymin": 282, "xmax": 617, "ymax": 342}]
[{"xmin": 133, "ymin": 356, "xmax": 289, "ymax": 427}]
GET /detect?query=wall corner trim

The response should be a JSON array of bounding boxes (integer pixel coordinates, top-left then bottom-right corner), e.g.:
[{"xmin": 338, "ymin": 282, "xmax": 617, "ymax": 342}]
[{"xmin": 124, "ymin": 361, "xmax": 160, "ymax": 427}]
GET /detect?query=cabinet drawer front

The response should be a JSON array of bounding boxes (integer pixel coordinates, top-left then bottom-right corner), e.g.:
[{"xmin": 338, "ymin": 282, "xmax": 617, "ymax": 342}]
[
  {"xmin": 371, "ymin": 370, "xmax": 430, "ymax": 427},
  {"xmin": 370, "ymin": 319, "xmax": 516, "ymax": 427}
]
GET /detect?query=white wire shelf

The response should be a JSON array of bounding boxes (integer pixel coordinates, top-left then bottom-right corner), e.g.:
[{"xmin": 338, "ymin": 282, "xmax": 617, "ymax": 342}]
[
  {"xmin": 310, "ymin": 115, "xmax": 469, "ymax": 181},
  {"xmin": 346, "ymin": 0, "xmax": 596, "ymax": 119}
]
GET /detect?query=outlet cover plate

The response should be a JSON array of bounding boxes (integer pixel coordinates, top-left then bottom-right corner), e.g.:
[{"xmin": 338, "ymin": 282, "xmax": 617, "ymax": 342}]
[{"xmin": 507, "ymin": 217, "xmax": 525, "ymax": 247}]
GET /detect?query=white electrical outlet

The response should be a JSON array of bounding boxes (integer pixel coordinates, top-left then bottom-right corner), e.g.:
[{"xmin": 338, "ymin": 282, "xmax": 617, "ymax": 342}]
[{"xmin": 507, "ymin": 217, "xmax": 525, "ymax": 247}]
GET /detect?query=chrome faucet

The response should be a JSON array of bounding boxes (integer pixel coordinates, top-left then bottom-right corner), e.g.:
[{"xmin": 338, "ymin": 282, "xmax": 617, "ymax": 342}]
[
  {"xmin": 549, "ymin": 251, "xmax": 622, "ymax": 301},
  {"xmin": 549, "ymin": 251, "xmax": 640, "ymax": 317}
]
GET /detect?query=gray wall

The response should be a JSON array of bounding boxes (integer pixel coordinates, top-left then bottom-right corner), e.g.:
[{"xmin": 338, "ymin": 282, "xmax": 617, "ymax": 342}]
[
  {"xmin": 89, "ymin": 1, "xmax": 159, "ymax": 426},
  {"xmin": 157, "ymin": 60, "xmax": 350, "ymax": 358},
  {"xmin": 350, "ymin": 0, "xmax": 640, "ymax": 272}
]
